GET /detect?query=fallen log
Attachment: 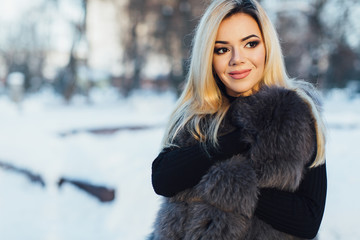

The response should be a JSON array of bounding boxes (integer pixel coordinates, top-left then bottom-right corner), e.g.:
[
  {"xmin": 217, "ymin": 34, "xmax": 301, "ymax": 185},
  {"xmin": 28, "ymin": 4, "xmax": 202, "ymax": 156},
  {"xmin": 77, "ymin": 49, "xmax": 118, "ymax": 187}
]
[
  {"xmin": 58, "ymin": 177, "xmax": 115, "ymax": 202},
  {"xmin": 0, "ymin": 161, "xmax": 116, "ymax": 203},
  {"xmin": 0, "ymin": 161, "xmax": 45, "ymax": 187}
]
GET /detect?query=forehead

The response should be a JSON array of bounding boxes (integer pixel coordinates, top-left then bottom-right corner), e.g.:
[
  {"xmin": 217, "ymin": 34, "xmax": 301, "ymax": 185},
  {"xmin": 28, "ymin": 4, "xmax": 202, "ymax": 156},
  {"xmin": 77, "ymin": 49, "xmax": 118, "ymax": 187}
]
[{"xmin": 216, "ymin": 13, "xmax": 262, "ymax": 40}]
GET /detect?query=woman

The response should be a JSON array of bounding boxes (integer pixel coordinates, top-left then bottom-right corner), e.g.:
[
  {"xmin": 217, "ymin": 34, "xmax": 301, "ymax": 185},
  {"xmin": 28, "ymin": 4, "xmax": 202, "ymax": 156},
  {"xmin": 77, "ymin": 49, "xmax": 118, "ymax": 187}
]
[{"xmin": 149, "ymin": 0, "xmax": 327, "ymax": 239}]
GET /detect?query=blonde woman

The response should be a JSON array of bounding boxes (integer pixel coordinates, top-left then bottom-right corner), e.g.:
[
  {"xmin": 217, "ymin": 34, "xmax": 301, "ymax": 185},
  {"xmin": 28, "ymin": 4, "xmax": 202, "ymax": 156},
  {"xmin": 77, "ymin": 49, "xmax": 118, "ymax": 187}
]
[{"xmin": 150, "ymin": 0, "xmax": 327, "ymax": 239}]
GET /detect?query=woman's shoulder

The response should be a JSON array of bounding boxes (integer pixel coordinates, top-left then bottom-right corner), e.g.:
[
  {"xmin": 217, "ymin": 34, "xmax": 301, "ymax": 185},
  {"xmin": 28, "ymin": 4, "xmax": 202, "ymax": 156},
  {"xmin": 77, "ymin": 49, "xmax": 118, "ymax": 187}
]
[
  {"xmin": 228, "ymin": 84, "xmax": 316, "ymax": 134},
  {"xmin": 231, "ymin": 85, "xmax": 312, "ymax": 116}
]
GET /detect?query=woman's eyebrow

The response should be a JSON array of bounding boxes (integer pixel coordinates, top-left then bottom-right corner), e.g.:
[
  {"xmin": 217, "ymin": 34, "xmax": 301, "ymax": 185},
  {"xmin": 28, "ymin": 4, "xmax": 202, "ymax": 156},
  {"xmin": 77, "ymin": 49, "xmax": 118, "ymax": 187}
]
[
  {"xmin": 240, "ymin": 34, "xmax": 260, "ymax": 42},
  {"xmin": 215, "ymin": 34, "xmax": 260, "ymax": 44},
  {"xmin": 215, "ymin": 40, "xmax": 229, "ymax": 44}
]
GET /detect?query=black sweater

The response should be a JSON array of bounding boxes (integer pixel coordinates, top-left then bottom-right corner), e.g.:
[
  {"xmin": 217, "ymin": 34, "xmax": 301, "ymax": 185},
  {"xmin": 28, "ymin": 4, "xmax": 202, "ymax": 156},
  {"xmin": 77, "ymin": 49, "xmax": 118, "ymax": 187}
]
[{"xmin": 151, "ymin": 135, "xmax": 327, "ymax": 239}]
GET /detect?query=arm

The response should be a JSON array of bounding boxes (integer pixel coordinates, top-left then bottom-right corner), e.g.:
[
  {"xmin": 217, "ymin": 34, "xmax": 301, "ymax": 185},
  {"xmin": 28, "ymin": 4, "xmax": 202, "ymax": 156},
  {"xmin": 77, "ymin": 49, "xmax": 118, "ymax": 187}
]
[
  {"xmin": 151, "ymin": 130, "xmax": 256, "ymax": 239},
  {"xmin": 151, "ymin": 144, "xmax": 214, "ymax": 197},
  {"xmin": 151, "ymin": 128, "xmax": 250, "ymax": 197},
  {"xmin": 229, "ymin": 86, "xmax": 325, "ymax": 238},
  {"xmin": 255, "ymin": 162, "xmax": 327, "ymax": 239}
]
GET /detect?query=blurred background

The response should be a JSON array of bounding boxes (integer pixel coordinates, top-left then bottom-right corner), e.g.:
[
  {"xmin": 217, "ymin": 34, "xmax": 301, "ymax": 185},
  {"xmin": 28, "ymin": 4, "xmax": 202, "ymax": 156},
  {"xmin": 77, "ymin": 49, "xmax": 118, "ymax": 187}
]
[{"xmin": 0, "ymin": 0, "xmax": 359, "ymax": 239}]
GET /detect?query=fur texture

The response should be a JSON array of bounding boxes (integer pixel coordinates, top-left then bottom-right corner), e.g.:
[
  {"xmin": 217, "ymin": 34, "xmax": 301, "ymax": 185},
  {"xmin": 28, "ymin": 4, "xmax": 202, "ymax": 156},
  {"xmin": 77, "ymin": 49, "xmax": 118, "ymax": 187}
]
[{"xmin": 149, "ymin": 86, "xmax": 317, "ymax": 240}]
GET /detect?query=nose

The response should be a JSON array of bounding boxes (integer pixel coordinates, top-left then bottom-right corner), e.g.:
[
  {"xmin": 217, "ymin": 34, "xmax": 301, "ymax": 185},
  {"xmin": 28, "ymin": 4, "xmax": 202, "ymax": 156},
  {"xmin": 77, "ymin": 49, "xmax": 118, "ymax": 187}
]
[{"xmin": 229, "ymin": 48, "xmax": 245, "ymax": 66}]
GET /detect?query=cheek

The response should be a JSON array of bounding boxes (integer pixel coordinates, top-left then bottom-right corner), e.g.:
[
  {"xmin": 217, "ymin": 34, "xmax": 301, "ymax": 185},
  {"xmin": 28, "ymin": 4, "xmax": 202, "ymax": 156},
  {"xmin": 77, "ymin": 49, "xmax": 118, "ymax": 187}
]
[
  {"xmin": 252, "ymin": 48, "xmax": 266, "ymax": 68},
  {"xmin": 212, "ymin": 56, "xmax": 226, "ymax": 75}
]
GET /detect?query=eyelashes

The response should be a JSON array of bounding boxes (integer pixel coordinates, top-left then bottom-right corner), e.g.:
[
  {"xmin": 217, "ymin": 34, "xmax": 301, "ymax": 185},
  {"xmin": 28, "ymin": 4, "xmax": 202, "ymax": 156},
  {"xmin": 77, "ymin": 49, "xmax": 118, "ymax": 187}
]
[
  {"xmin": 245, "ymin": 40, "xmax": 260, "ymax": 48},
  {"xmin": 214, "ymin": 47, "xmax": 229, "ymax": 55},
  {"xmin": 214, "ymin": 40, "xmax": 260, "ymax": 55}
]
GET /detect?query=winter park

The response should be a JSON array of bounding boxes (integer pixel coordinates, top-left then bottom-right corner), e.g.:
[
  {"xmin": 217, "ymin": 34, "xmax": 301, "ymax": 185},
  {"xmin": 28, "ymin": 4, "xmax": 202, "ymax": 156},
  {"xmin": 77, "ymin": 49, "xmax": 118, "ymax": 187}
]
[{"xmin": 1, "ymin": 0, "xmax": 360, "ymax": 239}]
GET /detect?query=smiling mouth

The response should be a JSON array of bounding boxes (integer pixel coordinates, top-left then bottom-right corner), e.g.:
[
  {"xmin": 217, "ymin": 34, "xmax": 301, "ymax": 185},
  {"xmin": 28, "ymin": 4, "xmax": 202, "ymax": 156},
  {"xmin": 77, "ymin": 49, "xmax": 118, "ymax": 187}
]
[{"xmin": 229, "ymin": 69, "xmax": 251, "ymax": 79}]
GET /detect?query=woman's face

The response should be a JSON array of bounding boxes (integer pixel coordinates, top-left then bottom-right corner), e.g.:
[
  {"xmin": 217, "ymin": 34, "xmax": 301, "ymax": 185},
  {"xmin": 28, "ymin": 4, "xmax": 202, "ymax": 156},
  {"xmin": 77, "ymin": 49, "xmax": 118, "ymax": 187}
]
[{"xmin": 213, "ymin": 13, "xmax": 266, "ymax": 97}]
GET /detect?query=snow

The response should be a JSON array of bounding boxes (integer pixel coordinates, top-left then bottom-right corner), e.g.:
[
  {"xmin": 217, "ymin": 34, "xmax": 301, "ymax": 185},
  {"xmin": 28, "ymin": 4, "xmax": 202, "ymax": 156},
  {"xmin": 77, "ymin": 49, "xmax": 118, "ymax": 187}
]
[
  {"xmin": 0, "ymin": 88, "xmax": 359, "ymax": 239},
  {"xmin": 318, "ymin": 89, "xmax": 360, "ymax": 240}
]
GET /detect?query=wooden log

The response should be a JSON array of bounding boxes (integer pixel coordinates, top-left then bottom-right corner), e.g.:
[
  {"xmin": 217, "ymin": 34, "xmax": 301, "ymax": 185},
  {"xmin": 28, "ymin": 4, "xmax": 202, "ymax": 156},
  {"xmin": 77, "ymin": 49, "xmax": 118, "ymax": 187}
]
[{"xmin": 58, "ymin": 177, "xmax": 115, "ymax": 202}]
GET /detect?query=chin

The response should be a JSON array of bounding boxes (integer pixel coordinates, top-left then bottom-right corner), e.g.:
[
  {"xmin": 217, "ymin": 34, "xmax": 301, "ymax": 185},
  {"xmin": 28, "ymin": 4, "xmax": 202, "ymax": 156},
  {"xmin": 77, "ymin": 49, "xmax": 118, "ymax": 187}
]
[{"xmin": 227, "ymin": 89, "xmax": 250, "ymax": 97}]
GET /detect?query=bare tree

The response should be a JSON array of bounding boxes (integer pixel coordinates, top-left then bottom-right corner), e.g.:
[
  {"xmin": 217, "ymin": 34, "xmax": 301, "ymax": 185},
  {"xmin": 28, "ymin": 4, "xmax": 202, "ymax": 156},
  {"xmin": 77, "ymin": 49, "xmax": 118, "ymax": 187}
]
[
  {"xmin": 119, "ymin": 0, "xmax": 207, "ymax": 95},
  {"xmin": 53, "ymin": 0, "xmax": 89, "ymax": 102},
  {"xmin": 321, "ymin": 0, "xmax": 360, "ymax": 88},
  {"xmin": 0, "ymin": 2, "xmax": 51, "ymax": 92},
  {"xmin": 152, "ymin": 0, "xmax": 207, "ymax": 94},
  {"xmin": 118, "ymin": 0, "xmax": 148, "ymax": 96},
  {"xmin": 273, "ymin": 0, "xmax": 360, "ymax": 89}
]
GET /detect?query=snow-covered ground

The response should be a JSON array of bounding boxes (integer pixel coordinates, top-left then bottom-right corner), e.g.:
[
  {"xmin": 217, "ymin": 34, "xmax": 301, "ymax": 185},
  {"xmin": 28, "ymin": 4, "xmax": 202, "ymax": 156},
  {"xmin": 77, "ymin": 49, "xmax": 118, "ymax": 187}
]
[
  {"xmin": 0, "ymin": 87, "xmax": 359, "ymax": 240},
  {"xmin": 318, "ymin": 90, "xmax": 360, "ymax": 240}
]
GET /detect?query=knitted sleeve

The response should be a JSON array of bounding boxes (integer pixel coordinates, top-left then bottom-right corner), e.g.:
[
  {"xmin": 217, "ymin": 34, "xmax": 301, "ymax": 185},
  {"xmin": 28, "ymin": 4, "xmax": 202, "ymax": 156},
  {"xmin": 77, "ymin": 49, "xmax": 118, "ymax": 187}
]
[
  {"xmin": 151, "ymin": 129, "xmax": 250, "ymax": 197},
  {"xmin": 151, "ymin": 144, "xmax": 214, "ymax": 197},
  {"xmin": 255, "ymin": 162, "xmax": 327, "ymax": 239}
]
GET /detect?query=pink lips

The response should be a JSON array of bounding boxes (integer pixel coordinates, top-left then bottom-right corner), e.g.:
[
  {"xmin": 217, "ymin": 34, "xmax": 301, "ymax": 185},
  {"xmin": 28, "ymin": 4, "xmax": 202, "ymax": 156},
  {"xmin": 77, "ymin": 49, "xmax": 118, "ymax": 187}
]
[{"xmin": 229, "ymin": 69, "xmax": 251, "ymax": 79}]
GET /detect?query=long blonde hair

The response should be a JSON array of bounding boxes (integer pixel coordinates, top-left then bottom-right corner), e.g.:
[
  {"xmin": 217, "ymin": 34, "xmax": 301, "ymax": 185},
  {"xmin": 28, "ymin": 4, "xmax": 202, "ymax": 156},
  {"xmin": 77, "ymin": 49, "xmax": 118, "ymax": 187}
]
[{"xmin": 162, "ymin": 0, "xmax": 325, "ymax": 167}]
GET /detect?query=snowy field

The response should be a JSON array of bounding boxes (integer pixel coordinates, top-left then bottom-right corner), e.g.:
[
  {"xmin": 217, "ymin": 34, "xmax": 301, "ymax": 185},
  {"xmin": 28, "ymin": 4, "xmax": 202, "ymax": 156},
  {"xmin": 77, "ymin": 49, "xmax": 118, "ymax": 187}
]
[{"xmin": 0, "ymin": 88, "xmax": 359, "ymax": 240}]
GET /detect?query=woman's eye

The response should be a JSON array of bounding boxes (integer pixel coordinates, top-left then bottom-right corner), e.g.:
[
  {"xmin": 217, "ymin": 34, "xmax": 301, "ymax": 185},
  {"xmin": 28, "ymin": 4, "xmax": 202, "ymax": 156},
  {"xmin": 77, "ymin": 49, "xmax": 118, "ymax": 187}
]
[
  {"xmin": 245, "ymin": 41, "xmax": 259, "ymax": 48},
  {"xmin": 214, "ymin": 47, "xmax": 228, "ymax": 54}
]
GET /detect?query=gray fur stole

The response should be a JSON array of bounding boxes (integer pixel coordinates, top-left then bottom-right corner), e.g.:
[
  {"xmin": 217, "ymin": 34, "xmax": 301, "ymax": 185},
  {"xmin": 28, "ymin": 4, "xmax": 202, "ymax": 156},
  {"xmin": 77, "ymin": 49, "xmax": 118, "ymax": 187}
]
[{"xmin": 150, "ymin": 86, "xmax": 317, "ymax": 240}]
